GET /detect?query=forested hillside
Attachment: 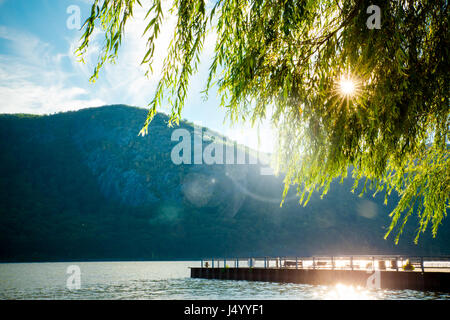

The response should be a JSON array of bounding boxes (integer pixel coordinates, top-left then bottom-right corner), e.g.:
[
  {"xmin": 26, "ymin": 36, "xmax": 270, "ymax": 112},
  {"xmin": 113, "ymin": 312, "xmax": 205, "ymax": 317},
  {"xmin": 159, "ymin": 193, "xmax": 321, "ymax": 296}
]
[{"xmin": 0, "ymin": 105, "xmax": 448, "ymax": 262}]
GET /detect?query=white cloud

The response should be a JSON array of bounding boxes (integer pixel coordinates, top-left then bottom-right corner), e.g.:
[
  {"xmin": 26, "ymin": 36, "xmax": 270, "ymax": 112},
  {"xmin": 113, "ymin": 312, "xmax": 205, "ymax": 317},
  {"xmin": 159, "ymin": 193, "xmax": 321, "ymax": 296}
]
[
  {"xmin": 67, "ymin": 0, "xmax": 218, "ymax": 111},
  {"xmin": 0, "ymin": 0, "xmax": 176, "ymax": 115},
  {"xmin": 0, "ymin": 80, "xmax": 104, "ymax": 114},
  {"xmin": 0, "ymin": 26, "xmax": 105, "ymax": 114},
  {"xmin": 67, "ymin": 0, "xmax": 178, "ymax": 108},
  {"xmin": 0, "ymin": 0, "xmax": 218, "ymax": 119}
]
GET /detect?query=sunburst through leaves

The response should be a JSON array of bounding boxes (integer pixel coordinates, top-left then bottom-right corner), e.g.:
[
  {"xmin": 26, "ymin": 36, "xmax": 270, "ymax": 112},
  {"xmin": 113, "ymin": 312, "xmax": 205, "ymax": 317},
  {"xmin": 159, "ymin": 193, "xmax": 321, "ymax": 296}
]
[{"xmin": 330, "ymin": 72, "xmax": 363, "ymax": 110}]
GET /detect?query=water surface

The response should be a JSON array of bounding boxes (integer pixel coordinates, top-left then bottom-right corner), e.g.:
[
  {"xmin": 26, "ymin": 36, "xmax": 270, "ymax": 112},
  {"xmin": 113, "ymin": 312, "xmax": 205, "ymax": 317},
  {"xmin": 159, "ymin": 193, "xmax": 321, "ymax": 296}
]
[{"xmin": 0, "ymin": 261, "xmax": 448, "ymax": 300}]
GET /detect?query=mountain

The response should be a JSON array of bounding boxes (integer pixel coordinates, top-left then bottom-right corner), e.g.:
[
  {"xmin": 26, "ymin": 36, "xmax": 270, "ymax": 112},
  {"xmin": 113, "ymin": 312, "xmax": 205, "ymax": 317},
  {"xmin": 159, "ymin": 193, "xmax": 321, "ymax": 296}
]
[{"xmin": 0, "ymin": 105, "xmax": 448, "ymax": 262}]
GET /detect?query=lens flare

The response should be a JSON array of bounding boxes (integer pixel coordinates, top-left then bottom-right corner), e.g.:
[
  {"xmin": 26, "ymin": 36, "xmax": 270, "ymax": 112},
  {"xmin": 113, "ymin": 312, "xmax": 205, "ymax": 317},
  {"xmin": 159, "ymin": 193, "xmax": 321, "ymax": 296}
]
[
  {"xmin": 339, "ymin": 78, "xmax": 356, "ymax": 96},
  {"xmin": 330, "ymin": 72, "xmax": 363, "ymax": 111}
]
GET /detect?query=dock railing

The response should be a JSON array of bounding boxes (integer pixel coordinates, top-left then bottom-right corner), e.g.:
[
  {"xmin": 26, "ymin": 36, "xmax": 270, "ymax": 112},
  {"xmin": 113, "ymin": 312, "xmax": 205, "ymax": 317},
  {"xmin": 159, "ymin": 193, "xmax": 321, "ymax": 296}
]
[{"xmin": 199, "ymin": 255, "xmax": 450, "ymax": 273}]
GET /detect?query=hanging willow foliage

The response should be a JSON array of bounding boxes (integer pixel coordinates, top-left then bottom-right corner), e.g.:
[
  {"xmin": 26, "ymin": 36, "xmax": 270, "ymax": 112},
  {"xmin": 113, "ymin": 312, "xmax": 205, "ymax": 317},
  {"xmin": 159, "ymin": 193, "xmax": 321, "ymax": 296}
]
[{"xmin": 77, "ymin": 0, "xmax": 449, "ymax": 244}]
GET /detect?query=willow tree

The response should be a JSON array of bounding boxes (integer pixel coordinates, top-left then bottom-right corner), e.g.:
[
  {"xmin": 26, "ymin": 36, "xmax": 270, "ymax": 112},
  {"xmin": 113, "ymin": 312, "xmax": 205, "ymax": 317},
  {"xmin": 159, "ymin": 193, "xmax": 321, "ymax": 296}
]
[{"xmin": 77, "ymin": 0, "xmax": 449, "ymax": 244}]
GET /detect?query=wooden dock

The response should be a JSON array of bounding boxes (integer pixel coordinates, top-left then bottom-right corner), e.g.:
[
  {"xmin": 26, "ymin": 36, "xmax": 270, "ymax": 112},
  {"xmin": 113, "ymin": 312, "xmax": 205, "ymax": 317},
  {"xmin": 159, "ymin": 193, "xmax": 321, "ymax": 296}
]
[{"xmin": 190, "ymin": 256, "xmax": 450, "ymax": 292}]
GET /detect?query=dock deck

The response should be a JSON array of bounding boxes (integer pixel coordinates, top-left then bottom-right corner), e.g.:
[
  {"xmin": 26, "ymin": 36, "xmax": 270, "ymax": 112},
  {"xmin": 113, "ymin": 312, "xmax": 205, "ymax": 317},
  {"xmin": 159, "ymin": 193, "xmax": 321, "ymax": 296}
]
[{"xmin": 190, "ymin": 256, "xmax": 450, "ymax": 292}]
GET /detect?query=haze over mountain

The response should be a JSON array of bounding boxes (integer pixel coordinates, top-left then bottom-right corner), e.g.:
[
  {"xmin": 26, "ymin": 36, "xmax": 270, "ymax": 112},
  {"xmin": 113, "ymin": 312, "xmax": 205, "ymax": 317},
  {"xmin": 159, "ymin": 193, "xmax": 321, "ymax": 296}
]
[{"xmin": 0, "ymin": 105, "xmax": 448, "ymax": 262}]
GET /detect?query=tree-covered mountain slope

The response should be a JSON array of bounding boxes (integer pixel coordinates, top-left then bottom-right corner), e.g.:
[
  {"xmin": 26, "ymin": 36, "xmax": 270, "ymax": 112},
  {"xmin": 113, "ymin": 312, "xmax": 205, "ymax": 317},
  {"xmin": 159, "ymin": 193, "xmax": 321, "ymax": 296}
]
[{"xmin": 0, "ymin": 105, "xmax": 448, "ymax": 262}]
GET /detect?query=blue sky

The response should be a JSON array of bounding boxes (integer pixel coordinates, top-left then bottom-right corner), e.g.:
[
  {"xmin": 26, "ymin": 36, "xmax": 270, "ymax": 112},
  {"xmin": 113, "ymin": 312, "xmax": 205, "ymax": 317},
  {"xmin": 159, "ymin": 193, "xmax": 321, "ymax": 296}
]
[{"xmin": 0, "ymin": 0, "xmax": 275, "ymax": 152}]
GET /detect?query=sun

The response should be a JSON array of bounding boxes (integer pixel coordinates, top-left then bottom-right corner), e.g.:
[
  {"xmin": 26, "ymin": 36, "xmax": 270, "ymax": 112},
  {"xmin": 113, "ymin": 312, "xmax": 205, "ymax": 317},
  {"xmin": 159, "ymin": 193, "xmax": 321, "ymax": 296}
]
[
  {"xmin": 339, "ymin": 77, "xmax": 356, "ymax": 96},
  {"xmin": 330, "ymin": 72, "xmax": 363, "ymax": 110}
]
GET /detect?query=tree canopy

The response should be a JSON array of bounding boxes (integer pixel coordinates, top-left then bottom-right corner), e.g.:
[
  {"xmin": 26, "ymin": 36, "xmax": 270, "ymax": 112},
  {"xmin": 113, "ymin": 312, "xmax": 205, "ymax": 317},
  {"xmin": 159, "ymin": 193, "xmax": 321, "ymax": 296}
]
[{"xmin": 77, "ymin": 0, "xmax": 449, "ymax": 244}]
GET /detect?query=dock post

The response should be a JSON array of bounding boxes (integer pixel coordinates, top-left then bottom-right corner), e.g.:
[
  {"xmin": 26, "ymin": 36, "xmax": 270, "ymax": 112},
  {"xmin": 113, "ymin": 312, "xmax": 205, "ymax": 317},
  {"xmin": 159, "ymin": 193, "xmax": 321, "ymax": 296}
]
[
  {"xmin": 264, "ymin": 257, "xmax": 267, "ymax": 269},
  {"xmin": 236, "ymin": 259, "xmax": 239, "ymax": 268},
  {"xmin": 212, "ymin": 258, "xmax": 214, "ymax": 268},
  {"xmin": 396, "ymin": 257, "xmax": 399, "ymax": 271},
  {"xmin": 331, "ymin": 256, "xmax": 334, "ymax": 270},
  {"xmin": 296, "ymin": 257, "xmax": 298, "ymax": 269},
  {"xmin": 350, "ymin": 256, "xmax": 353, "ymax": 271},
  {"xmin": 372, "ymin": 256, "xmax": 375, "ymax": 271},
  {"xmin": 421, "ymin": 257, "xmax": 425, "ymax": 273},
  {"xmin": 201, "ymin": 259, "xmax": 203, "ymax": 268},
  {"xmin": 313, "ymin": 257, "xmax": 316, "ymax": 270},
  {"xmin": 301, "ymin": 258, "xmax": 304, "ymax": 269}
]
